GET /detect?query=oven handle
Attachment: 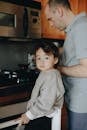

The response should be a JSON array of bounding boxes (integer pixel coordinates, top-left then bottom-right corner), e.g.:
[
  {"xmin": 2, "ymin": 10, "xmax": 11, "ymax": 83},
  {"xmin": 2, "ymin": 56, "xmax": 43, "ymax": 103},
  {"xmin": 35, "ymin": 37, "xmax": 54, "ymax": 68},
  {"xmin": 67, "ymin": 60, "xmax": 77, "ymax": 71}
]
[
  {"xmin": 23, "ymin": 7, "xmax": 28, "ymax": 37},
  {"xmin": 0, "ymin": 118, "xmax": 21, "ymax": 129}
]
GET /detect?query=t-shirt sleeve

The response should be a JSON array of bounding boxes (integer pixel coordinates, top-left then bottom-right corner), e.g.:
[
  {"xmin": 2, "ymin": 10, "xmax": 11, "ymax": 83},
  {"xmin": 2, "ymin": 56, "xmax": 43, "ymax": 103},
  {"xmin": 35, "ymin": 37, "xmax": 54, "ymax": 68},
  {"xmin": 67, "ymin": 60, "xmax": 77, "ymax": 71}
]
[{"xmin": 74, "ymin": 22, "xmax": 87, "ymax": 59}]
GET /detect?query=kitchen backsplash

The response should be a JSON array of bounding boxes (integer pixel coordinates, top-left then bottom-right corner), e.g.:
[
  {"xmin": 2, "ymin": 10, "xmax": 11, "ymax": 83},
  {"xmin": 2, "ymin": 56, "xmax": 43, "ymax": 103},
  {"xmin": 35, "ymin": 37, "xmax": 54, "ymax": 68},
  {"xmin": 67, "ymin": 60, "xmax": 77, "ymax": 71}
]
[
  {"xmin": 0, "ymin": 39, "xmax": 64, "ymax": 70},
  {"xmin": 0, "ymin": 40, "xmax": 36, "ymax": 70}
]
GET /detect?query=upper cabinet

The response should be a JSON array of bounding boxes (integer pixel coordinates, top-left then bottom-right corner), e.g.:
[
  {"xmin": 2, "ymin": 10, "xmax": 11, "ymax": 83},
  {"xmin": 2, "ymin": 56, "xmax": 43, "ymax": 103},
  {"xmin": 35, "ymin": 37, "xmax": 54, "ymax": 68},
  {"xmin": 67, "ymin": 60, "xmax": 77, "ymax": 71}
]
[
  {"xmin": 34, "ymin": 0, "xmax": 41, "ymax": 2},
  {"xmin": 78, "ymin": 0, "xmax": 87, "ymax": 13},
  {"xmin": 41, "ymin": 0, "xmax": 87, "ymax": 39},
  {"xmin": 70, "ymin": 0, "xmax": 87, "ymax": 14}
]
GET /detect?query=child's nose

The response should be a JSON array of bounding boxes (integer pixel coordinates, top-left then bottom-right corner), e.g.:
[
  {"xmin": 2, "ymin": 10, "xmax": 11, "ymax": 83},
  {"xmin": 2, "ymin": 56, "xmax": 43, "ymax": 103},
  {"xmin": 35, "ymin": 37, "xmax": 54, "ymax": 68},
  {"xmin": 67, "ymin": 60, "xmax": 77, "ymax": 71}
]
[
  {"xmin": 40, "ymin": 58, "xmax": 45, "ymax": 63},
  {"xmin": 41, "ymin": 59, "xmax": 44, "ymax": 63}
]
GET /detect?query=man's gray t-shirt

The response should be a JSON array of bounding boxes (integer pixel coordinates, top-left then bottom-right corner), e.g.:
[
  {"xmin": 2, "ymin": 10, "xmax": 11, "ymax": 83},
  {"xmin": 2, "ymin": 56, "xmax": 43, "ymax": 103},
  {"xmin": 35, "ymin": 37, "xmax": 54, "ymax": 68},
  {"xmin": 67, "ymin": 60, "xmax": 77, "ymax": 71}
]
[{"xmin": 62, "ymin": 13, "xmax": 87, "ymax": 113}]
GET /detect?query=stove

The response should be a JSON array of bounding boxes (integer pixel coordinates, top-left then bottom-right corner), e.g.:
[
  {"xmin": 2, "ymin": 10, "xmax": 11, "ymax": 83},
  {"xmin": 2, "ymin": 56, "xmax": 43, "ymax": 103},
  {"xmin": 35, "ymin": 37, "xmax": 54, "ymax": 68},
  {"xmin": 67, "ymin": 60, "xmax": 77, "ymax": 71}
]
[
  {"xmin": 0, "ymin": 69, "xmax": 39, "ymax": 129},
  {"xmin": 0, "ymin": 69, "xmax": 39, "ymax": 106}
]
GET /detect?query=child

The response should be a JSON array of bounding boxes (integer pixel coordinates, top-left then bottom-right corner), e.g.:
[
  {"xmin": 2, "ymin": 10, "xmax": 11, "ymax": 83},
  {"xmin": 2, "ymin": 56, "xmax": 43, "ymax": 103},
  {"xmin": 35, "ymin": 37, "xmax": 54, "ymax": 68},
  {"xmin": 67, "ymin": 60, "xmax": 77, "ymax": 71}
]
[{"xmin": 19, "ymin": 42, "xmax": 65, "ymax": 130}]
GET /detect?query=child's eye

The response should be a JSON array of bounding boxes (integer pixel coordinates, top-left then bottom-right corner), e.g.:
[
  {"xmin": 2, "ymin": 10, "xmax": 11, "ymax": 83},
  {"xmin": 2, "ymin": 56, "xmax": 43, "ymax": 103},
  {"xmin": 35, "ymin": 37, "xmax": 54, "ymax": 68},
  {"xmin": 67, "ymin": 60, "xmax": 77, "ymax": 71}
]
[
  {"xmin": 45, "ymin": 57, "xmax": 49, "ymax": 60},
  {"xmin": 36, "ymin": 57, "xmax": 41, "ymax": 60}
]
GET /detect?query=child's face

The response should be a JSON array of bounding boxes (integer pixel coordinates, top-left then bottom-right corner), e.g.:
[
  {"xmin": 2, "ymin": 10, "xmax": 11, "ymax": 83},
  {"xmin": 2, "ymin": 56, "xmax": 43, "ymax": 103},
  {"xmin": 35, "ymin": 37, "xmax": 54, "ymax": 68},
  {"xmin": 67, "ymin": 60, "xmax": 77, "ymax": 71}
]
[{"xmin": 35, "ymin": 48, "xmax": 58, "ymax": 71}]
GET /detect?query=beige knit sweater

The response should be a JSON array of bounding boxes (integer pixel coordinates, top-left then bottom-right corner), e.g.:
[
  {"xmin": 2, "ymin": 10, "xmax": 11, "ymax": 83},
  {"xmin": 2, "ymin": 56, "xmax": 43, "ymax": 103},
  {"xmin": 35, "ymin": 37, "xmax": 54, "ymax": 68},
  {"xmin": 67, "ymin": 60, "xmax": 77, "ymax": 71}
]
[{"xmin": 26, "ymin": 69, "xmax": 65, "ymax": 120}]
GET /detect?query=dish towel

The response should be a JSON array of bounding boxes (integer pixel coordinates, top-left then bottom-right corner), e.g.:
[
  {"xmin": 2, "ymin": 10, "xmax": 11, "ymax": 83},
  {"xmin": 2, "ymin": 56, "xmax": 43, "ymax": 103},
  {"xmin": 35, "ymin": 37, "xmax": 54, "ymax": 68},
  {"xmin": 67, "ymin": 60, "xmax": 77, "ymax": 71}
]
[{"xmin": 47, "ymin": 109, "xmax": 61, "ymax": 130}]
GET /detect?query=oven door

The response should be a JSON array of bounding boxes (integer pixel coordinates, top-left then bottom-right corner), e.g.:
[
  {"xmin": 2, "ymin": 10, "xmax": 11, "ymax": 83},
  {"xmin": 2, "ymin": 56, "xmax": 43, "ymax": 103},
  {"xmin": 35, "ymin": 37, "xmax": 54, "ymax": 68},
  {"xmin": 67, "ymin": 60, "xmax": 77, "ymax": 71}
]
[{"xmin": 0, "ymin": 102, "xmax": 27, "ymax": 129}]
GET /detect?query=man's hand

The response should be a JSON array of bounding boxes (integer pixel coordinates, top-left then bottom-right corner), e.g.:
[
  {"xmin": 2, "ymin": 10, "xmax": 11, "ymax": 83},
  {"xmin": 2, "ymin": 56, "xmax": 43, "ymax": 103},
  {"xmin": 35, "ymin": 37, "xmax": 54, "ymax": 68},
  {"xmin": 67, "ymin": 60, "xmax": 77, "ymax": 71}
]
[{"xmin": 57, "ymin": 66, "xmax": 63, "ymax": 74}]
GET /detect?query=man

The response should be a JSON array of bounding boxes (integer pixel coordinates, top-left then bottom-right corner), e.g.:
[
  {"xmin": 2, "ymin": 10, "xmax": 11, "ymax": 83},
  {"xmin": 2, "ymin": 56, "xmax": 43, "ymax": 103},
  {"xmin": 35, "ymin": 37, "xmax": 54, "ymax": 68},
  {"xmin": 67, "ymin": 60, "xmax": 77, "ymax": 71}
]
[{"xmin": 45, "ymin": 0, "xmax": 87, "ymax": 130}]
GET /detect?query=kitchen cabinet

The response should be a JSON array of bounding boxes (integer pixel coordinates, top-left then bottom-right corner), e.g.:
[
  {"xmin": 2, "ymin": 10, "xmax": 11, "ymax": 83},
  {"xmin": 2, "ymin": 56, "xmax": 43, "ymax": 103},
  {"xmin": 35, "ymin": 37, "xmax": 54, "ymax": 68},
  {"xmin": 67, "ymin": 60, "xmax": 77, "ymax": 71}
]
[
  {"xmin": 41, "ymin": 0, "xmax": 87, "ymax": 39},
  {"xmin": 70, "ymin": 0, "xmax": 87, "ymax": 13},
  {"xmin": 77, "ymin": 0, "xmax": 87, "ymax": 13},
  {"xmin": 34, "ymin": 0, "xmax": 41, "ymax": 2},
  {"xmin": 0, "ymin": 69, "xmax": 39, "ymax": 129},
  {"xmin": 70, "ymin": 0, "xmax": 79, "ymax": 14}
]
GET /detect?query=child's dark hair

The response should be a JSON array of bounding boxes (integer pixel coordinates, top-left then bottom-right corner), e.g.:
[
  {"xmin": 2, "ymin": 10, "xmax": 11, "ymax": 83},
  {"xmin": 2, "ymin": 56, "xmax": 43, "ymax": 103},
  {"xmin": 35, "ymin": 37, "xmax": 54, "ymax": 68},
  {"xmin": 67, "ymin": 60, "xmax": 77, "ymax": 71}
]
[{"xmin": 35, "ymin": 41, "xmax": 59, "ymax": 68}]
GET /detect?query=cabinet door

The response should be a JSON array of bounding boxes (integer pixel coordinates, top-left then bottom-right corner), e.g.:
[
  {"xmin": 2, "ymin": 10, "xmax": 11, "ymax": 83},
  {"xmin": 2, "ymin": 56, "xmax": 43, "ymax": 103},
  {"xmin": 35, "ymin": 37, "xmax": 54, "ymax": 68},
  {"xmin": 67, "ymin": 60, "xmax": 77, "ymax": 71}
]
[
  {"xmin": 70, "ymin": 0, "xmax": 87, "ymax": 13},
  {"xmin": 41, "ymin": 0, "xmax": 65, "ymax": 39},
  {"xmin": 78, "ymin": 0, "xmax": 87, "ymax": 13},
  {"xmin": 70, "ymin": 0, "xmax": 79, "ymax": 14},
  {"xmin": 34, "ymin": 0, "xmax": 41, "ymax": 2}
]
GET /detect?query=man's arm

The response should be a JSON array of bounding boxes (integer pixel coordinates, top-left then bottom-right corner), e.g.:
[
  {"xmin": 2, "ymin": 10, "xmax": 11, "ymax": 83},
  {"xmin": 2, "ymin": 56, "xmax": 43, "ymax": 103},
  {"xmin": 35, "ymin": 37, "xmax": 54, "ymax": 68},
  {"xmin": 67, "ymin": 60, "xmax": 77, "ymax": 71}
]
[{"xmin": 58, "ymin": 58, "xmax": 87, "ymax": 77}]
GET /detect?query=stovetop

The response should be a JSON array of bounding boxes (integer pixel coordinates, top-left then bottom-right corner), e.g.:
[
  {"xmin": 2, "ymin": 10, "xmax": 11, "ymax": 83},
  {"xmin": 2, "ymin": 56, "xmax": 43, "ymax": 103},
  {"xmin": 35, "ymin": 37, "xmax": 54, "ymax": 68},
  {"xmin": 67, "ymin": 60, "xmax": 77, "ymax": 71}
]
[
  {"xmin": 0, "ymin": 69, "xmax": 39, "ymax": 86},
  {"xmin": 0, "ymin": 69, "xmax": 39, "ymax": 106}
]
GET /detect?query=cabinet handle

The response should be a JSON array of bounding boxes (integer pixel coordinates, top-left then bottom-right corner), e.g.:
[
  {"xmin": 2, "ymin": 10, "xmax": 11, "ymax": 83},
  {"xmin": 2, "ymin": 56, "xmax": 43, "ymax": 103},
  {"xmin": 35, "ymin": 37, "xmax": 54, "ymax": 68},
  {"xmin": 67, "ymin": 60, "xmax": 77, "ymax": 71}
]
[{"xmin": 23, "ymin": 7, "xmax": 28, "ymax": 37}]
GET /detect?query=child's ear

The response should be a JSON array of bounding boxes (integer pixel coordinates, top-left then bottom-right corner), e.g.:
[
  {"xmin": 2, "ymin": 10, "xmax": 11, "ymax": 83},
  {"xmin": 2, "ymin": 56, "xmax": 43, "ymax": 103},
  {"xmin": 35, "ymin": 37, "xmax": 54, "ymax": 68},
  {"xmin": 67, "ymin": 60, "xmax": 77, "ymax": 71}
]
[{"xmin": 54, "ymin": 58, "xmax": 58, "ymax": 64}]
